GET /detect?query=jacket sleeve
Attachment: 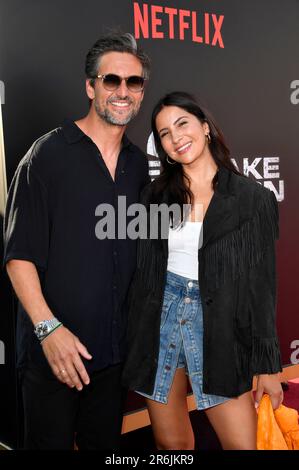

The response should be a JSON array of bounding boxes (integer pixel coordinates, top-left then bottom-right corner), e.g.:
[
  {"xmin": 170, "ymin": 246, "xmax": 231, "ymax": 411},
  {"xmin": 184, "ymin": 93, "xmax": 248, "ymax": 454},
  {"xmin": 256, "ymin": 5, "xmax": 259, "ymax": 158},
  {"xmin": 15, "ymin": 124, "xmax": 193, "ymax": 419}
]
[{"xmin": 249, "ymin": 189, "xmax": 282, "ymax": 375}]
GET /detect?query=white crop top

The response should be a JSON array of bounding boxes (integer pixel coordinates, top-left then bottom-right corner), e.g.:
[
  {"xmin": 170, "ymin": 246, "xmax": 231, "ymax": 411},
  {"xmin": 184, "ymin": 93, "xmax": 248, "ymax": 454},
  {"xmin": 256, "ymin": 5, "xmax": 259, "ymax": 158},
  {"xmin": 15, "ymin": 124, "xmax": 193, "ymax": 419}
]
[{"xmin": 167, "ymin": 221, "xmax": 203, "ymax": 280}]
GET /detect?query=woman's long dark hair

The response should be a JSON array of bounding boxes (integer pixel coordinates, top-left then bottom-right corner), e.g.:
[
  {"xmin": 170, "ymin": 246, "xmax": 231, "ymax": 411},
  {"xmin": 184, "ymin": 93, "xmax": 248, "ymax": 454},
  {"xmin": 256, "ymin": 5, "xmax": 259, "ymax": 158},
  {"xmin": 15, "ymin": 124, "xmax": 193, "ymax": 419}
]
[{"xmin": 151, "ymin": 91, "xmax": 241, "ymax": 216}]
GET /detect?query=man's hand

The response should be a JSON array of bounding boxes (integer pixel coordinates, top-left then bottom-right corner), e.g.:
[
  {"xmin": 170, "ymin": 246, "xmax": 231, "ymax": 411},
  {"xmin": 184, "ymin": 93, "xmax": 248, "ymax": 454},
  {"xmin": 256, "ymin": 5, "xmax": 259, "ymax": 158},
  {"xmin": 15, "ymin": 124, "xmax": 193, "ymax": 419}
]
[
  {"xmin": 6, "ymin": 260, "xmax": 92, "ymax": 391},
  {"xmin": 41, "ymin": 326, "xmax": 92, "ymax": 391},
  {"xmin": 255, "ymin": 373, "xmax": 283, "ymax": 410}
]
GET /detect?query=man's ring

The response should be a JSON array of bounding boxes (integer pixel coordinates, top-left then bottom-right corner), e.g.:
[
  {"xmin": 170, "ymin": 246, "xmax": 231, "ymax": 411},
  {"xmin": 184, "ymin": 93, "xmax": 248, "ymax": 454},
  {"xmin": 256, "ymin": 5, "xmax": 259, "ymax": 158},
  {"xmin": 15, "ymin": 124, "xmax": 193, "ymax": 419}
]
[{"xmin": 60, "ymin": 369, "xmax": 66, "ymax": 374}]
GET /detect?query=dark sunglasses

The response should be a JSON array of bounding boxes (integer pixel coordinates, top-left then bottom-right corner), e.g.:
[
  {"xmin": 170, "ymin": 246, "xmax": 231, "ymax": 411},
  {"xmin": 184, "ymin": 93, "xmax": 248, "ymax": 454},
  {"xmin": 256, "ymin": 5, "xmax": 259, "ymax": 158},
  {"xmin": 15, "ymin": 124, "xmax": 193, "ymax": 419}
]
[{"xmin": 96, "ymin": 74, "xmax": 146, "ymax": 93}]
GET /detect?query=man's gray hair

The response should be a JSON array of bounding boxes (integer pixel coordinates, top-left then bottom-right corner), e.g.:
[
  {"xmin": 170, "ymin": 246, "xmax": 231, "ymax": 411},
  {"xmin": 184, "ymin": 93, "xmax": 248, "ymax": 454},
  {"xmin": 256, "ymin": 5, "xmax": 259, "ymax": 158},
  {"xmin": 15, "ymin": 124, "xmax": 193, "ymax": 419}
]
[{"xmin": 85, "ymin": 32, "xmax": 150, "ymax": 87}]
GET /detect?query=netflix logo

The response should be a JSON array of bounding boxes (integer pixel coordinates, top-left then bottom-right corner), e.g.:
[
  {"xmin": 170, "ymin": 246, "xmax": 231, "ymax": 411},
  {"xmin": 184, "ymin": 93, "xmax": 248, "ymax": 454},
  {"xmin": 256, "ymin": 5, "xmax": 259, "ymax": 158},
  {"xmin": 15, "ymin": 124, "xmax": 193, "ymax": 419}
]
[{"xmin": 133, "ymin": 2, "xmax": 224, "ymax": 48}]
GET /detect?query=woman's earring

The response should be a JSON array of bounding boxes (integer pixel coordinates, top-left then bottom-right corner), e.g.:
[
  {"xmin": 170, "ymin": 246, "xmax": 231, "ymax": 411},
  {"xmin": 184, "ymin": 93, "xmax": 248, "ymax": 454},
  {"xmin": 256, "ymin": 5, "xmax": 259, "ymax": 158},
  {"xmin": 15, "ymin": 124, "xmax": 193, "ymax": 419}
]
[
  {"xmin": 206, "ymin": 133, "xmax": 211, "ymax": 144},
  {"xmin": 166, "ymin": 155, "xmax": 176, "ymax": 165}
]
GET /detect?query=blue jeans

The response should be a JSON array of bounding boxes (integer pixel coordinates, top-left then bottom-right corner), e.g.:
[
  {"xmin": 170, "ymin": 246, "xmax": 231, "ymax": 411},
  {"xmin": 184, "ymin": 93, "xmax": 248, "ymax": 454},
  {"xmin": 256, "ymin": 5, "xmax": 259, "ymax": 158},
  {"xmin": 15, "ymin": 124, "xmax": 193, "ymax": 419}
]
[{"xmin": 136, "ymin": 271, "xmax": 229, "ymax": 410}]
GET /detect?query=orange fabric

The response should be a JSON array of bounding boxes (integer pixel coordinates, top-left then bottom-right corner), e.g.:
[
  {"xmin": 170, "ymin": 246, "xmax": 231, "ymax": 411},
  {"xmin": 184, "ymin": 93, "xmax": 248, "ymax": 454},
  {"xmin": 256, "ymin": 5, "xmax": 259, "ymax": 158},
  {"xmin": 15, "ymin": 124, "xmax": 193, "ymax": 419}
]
[
  {"xmin": 275, "ymin": 402, "xmax": 299, "ymax": 449},
  {"xmin": 257, "ymin": 394, "xmax": 299, "ymax": 450}
]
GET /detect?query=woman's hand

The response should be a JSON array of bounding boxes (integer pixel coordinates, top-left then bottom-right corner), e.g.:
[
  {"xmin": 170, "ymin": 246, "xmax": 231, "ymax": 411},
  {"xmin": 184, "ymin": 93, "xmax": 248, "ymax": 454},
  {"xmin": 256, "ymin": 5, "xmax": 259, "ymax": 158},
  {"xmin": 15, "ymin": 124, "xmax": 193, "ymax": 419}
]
[{"xmin": 255, "ymin": 373, "xmax": 284, "ymax": 410}]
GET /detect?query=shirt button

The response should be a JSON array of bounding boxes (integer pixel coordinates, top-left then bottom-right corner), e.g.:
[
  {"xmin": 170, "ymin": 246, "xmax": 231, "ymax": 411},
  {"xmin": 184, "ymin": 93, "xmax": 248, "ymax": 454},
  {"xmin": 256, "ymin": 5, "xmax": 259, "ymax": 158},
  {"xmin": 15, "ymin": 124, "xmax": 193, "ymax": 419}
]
[
  {"xmin": 188, "ymin": 281, "xmax": 193, "ymax": 288},
  {"xmin": 181, "ymin": 319, "xmax": 187, "ymax": 325},
  {"xmin": 165, "ymin": 365, "xmax": 171, "ymax": 371},
  {"xmin": 170, "ymin": 343, "xmax": 176, "ymax": 349},
  {"xmin": 185, "ymin": 297, "xmax": 191, "ymax": 304},
  {"xmin": 113, "ymin": 251, "xmax": 117, "ymax": 256},
  {"xmin": 121, "ymin": 170, "xmax": 125, "ymax": 174},
  {"xmin": 113, "ymin": 285, "xmax": 117, "ymax": 290}
]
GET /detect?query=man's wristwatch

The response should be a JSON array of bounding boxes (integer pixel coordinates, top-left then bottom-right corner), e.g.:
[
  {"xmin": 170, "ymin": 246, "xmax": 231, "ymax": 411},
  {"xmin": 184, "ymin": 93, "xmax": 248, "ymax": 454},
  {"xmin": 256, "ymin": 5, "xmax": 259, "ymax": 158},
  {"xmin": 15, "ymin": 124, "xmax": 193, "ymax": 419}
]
[{"xmin": 34, "ymin": 318, "xmax": 62, "ymax": 342}]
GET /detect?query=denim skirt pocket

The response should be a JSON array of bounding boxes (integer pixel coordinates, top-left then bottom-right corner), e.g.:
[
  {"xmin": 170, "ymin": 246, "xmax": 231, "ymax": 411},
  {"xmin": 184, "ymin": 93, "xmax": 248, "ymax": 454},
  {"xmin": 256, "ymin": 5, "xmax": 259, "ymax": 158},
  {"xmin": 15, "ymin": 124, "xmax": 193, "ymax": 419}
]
[{"xmin": 160, "ymin": 290, "xmax": 177, "ymax": 330}]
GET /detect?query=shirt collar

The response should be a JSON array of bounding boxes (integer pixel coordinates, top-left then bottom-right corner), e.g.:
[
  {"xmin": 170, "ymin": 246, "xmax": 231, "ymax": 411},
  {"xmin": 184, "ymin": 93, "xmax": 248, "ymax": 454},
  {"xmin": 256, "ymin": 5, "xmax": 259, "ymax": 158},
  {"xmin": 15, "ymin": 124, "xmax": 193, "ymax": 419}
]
[
  {"xmin": 61, "ymin": 119, "xmax": 85, "ymax": 144},
  {"xmin": 61, "ymin": 118, "xmax": 131, "ymax": 149}
]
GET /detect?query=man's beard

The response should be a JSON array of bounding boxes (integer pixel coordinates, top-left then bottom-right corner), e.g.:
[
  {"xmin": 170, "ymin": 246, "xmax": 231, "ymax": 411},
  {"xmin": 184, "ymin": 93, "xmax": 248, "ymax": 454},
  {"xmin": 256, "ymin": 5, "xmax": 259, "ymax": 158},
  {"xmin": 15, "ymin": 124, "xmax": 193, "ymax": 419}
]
[{"xmin": 95, "ymin": 97, "xmax": 140, "ymax": 126}]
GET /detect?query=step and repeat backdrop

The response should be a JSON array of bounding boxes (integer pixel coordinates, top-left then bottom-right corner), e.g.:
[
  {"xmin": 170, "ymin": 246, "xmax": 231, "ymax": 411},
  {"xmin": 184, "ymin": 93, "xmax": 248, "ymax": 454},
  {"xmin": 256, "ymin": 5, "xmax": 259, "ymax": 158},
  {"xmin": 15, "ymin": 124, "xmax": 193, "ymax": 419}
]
[{"xmin": 0, "ymin": 0, "xmax": 298, "ymax": 447}]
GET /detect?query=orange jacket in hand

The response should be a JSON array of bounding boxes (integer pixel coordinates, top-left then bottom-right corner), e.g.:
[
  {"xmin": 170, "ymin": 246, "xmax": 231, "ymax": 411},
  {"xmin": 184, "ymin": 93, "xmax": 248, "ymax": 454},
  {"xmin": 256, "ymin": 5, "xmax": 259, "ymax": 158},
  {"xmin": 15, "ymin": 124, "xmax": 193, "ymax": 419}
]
[{"xmin": 257, "ymin": 394, "xmax": 299, "ymax": 450}]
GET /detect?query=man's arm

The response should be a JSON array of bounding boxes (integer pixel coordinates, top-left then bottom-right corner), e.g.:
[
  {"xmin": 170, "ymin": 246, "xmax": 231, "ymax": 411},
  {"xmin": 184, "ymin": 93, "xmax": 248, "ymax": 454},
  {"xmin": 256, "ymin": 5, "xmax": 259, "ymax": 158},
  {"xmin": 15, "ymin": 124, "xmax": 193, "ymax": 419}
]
[
  {"xmin": 7, "ymin": 260, "xmax": 53, "ymax": 324},
  {"xmin": 7, "ymin": 259, "xmax": 92, "ymax": 390}
]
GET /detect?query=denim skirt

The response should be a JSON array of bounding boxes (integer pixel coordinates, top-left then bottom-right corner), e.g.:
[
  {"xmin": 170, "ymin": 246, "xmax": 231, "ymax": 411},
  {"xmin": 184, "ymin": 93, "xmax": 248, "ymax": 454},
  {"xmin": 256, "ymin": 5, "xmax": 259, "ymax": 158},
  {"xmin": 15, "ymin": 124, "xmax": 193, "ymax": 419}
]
[{"xmin": 135, "ymin": 271, "xmax": 229, "ymax": 410}]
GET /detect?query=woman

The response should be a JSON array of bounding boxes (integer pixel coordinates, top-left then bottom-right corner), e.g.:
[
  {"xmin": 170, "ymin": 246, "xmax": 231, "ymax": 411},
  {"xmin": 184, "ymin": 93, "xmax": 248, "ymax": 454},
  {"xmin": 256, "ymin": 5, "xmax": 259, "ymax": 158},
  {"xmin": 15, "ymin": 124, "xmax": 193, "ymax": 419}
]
[{"xmin": 122, "ymin": 92, "xmax": 283, "ymax": 450}]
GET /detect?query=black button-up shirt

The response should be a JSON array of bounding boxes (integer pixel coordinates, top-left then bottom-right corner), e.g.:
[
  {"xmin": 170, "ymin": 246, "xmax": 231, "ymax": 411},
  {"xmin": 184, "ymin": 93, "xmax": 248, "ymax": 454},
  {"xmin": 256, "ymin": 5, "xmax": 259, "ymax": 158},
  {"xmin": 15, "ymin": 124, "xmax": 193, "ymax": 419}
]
[{"xmin": 4, "ymin": 119, "xmax": 149, "ymax": 372}]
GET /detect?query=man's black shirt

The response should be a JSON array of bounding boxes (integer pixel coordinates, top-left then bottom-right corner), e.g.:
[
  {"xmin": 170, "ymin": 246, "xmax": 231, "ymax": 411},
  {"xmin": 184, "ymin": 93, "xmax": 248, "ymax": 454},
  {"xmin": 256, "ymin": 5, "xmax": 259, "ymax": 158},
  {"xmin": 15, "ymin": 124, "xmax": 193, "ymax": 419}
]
[{"xmin": 4, "ymin": 119, "xmax": 149, "ymax": 372}]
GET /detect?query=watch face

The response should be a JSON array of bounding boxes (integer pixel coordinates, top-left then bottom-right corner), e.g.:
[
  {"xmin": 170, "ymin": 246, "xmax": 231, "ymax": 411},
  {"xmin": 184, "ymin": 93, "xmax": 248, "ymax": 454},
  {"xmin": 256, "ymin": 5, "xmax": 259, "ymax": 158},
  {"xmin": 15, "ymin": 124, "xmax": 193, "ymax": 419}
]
[
  {"xmin": 35, "ymin": 320, "xmax": 60, "ymax": 340},
  {"xmin": 42, "ymin": 324, "xmax": 49, "ymax": 334},
  {"xmin": 36, "ymin": 324, "xmax": 49, "ymax": 336}
]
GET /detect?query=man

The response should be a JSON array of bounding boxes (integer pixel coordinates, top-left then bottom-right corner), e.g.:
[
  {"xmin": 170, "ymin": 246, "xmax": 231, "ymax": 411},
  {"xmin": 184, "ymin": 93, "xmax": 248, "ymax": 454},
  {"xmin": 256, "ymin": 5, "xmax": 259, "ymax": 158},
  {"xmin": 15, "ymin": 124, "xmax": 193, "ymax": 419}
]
[{"xmin": 4, "ymin": 33, "xmax": 150, "ymax": 450}]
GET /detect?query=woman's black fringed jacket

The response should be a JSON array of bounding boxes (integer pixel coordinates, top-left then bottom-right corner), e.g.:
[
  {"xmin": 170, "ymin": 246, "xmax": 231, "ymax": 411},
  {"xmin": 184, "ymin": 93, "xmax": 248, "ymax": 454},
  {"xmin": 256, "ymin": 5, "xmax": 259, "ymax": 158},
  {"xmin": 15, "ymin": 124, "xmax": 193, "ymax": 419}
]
[{"xmin": 122, "ymin": 166, "xmax": 282, "ymax": 397}]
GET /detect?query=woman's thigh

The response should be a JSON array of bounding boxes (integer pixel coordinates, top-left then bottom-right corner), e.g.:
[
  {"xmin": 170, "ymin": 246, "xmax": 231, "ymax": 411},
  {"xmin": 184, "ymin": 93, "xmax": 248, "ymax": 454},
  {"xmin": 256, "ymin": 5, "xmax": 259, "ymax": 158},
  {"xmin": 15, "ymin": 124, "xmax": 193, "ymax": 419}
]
[
  {"xmin": 204, "ymin": 391, "xmax": 257, "ymax": 450},
  {"xmin": 146, "ymin": 368, "xmax": 194, "ymax": 450}
]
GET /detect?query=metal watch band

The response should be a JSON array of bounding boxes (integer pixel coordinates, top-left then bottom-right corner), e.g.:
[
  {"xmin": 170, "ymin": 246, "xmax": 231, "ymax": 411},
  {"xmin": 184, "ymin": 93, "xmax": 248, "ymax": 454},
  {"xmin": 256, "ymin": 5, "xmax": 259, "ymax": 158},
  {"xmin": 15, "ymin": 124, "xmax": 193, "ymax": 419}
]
[{"xmin": 34, "ymin": 317, "xmax": 62, "ymax": 341}]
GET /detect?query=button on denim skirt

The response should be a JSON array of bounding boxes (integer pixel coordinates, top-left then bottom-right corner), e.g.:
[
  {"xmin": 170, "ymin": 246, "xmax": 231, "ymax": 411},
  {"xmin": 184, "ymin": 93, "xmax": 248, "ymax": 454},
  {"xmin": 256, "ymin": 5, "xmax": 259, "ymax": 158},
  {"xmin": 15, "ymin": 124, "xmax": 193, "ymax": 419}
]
[{"xmin": 135, "ymin": 271, "xmax": 229, "ymax": 410}]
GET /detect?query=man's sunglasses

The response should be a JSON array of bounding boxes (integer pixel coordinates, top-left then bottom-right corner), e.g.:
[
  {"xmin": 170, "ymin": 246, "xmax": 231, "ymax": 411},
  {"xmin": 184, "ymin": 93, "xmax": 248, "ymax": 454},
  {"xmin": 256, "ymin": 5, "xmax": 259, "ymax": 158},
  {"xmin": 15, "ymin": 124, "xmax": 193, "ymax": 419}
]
[{"xmin": 96, "ymin": 74, "xmax": 146, "ymax": 93}]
